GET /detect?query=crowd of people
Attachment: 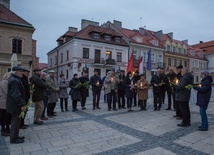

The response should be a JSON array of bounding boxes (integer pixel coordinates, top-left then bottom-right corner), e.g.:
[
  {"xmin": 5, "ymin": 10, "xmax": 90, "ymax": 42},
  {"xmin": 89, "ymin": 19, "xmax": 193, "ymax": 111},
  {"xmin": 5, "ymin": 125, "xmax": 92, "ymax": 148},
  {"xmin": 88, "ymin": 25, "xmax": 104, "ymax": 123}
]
[{"xmin": 0, "ymin": 65, "xmax": 213, "ymax": 144}]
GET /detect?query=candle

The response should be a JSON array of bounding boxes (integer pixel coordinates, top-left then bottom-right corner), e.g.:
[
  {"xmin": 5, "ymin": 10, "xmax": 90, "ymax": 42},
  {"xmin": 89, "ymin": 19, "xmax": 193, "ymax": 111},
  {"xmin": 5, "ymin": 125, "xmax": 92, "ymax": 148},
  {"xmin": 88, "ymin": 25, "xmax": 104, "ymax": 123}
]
[
  {"xmin": 198, "ymin": 84, "xmax": 202, "ymax": 87},
  {"xmin": 175, "ymin": 79, "xmax": 179, "ymax": 85},
  {"xmin": 96, "ymin": 81, "xmax": 99, "ymax": 85},
  {"xmin": 131, "ymin": 81, "xmax": 133, "ymax": 85},
  {"xmin": 140, "ymin": 82, "xmax": 143, "ymax": 88}
]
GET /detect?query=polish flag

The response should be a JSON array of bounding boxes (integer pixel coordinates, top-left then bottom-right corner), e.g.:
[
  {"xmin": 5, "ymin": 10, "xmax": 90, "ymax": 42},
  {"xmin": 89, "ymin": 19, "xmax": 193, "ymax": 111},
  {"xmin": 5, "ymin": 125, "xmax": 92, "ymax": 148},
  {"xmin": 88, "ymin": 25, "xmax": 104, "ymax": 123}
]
[
  {"xmin": 138, "ymin": 56, "xmax": 144, "ymax": 74},
  {"xmin": 126, "ymin": 52, "xmax": 134, "ymax": 73}
]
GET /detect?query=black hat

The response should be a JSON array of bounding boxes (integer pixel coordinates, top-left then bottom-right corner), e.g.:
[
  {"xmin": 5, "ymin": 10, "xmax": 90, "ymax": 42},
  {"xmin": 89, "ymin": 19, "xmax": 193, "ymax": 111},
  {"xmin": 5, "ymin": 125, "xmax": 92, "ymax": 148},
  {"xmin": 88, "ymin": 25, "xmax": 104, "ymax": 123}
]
[
  {"xmin": 33, "ymin": 68, "xmax": 41, "ymax": 72},
  {"xmin": 22, "ymin": 68, "xmax": 30, "ymax": 72},
  {"xmin": 12, "ymin": 66, "xmax": 24, "ymax": 71},
  {"xmin": 94, "ymin": 69, "xmax": 98, "ymax": 72},
  {"xmin": 111, "ymin": 68, "xmax": 115, "ymax": 71},
  {"xmin": 176, "ymin": 65, "xmax": 183, "ymax": 69}
]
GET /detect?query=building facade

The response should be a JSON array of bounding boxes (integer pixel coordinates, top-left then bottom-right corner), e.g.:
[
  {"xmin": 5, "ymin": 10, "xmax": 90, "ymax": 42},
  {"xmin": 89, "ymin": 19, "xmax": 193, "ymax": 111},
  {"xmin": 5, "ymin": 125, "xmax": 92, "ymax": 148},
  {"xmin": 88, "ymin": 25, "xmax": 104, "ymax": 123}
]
[
  {"xmin": 0, "ymin": 2, "xmax": 36, "ymax": 78},
  {"xmin": 47, "ymin": 20, "xmax": 129, "ymax": 80}
]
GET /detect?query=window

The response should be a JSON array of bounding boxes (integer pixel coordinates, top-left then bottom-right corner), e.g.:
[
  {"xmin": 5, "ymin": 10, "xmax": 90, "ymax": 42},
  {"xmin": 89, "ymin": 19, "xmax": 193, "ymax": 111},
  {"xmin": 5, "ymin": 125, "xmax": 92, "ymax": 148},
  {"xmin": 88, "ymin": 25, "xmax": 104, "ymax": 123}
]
[
  {"xmin": 83, "ymin": 48, "xmax": 89, "ymax": 59},
  {"xmin": 12, "ymin": 39, "xmax": 22, "ymax": 54},
  {"xmin": 133, "ymin": 51, "xmax": 137, "ymax": 60},
  {"xmin": 94, "ymin": 49, "xmax": 101, "ymax": 63},
  {"xmin": 173, "ymin": 59, "xmax": 177, "ymax": 66},
  {"xmin": 152, "ymin": 40, "xmax": 158, "ymax": 46},
  {"xmin": 94, "ymin": 33, "xmax": 99, "ymax": 39},
  {"xmin": 158, "ymin": 55, "xmax": 162, "ymax": 63},
  {"xmin": 105, "ymin": 35, "xmax": 111, "ymax": 41},
  {"xmin": 117, "ymin": 52, "xmax": 122, "ymax": 62},
  {"xmin": 173, "ymin": 46, "xmax": 176, "ymax": 53},
  {"xmin": 166, "ymin": 45, "xmax": 170, "ymax": 51},
  {"xmin": 55, "ymin": 55, "xmax": 57, "ymax": 65},
  {"xmin": 196, "ymin": 76, "xmax": 199, "ymax": 83},
  {"xmin": 184, "ymin": 61, "xmax": 187, "ymax": 67},
  {"xmin": 66, "ymin": 51, "xmax": 69, "ymax": 60},
  {"xmin": 179, "ymin": 60, "xmax": 182, "ymax": 65},
  {"xmin": 50, "ymin": 58, "xmax": 52, "ymax": 67},
  {"xmin": 66, "ymin": 69, "xmax": 68, "ymax": 79},
  {"xmin": 192, "ymin": 61, "xmax": 195, "ymax": 68},
  {"xmin": 143, "ymin": 52, "xmax": 146, "ymax": 62},
  {"xmin": 115, "ymin": 37, "xmax": 121, "ymax": 43},
  {"xmin": 183, "ymin": 49, "xmax": 187, "ymax": 55},
  {"xmin": 60, "ymin": 53, "xmax": 63, "ymax": 63},
  {"xmin": 151, "ymin": 54, "xmax": 155, "ymax": 63},
  {"xmin": 168, "ymin": 58, "xmax": 171, "ymax": 66},
  {"xmin": 106, "ymin": 51, "xmax": 112, "ymax": 59},
  {"xmin": 178, "ymin": 48, "xmax": 181, "ymax": 54}
]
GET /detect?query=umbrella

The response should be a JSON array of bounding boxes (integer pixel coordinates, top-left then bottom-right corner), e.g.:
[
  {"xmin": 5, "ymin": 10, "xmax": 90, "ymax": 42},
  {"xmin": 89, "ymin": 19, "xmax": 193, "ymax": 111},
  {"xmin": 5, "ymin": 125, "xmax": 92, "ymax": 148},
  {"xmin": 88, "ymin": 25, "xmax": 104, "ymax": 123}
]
[{"xmin": 10, "ymin": 53, "xmax": 18, "ymax": 68}]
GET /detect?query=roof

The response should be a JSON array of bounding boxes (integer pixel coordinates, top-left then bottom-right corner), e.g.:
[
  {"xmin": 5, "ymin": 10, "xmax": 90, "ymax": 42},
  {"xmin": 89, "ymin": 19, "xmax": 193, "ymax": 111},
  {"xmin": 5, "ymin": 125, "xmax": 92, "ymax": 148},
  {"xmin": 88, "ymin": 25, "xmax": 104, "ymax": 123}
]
[
  {"xmin": 120, "ymin": 28, "xmax": 165, "ymax": 49},
  {"xmin": 73, "ymin": 25, "xmax": 128, "ymax": 46},
  {"xmin": 38, "ymin": 63, "xmax": 47, "ymax": 70},
  {"xmin": 192, "ymin": 41, "xmax": 214, "ymax": 55},
  {"xmin": 0, "ymin": 4, "xmax": 34, "ymax": 28},
  {"xmin": 56, "ymin": 31, "xmax": 77, "ymax": 41}
]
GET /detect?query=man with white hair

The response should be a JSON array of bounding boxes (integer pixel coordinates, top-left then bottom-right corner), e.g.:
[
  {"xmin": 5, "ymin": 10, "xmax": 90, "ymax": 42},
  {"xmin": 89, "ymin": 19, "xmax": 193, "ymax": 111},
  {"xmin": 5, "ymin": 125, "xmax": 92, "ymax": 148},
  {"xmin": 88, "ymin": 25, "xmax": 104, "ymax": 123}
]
[
  {"xmin": 46, "ymin": 70, "xmax": 59, "ymax": 117},
  {"xmin": 6, "ymin": 66, "xmax": 26, "ymax": 143},
  {"xmin": 174, "ymin": 67, "xmax": 193, "ymax": 127}
]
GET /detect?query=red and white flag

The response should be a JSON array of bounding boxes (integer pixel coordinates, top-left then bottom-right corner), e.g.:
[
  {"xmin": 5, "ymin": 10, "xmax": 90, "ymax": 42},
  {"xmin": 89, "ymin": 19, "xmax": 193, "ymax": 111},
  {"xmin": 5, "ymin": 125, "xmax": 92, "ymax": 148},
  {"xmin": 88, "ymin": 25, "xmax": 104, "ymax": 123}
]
[{"xmin": 138, "ymin": 56, "xmax": 144, "ymax": 74}]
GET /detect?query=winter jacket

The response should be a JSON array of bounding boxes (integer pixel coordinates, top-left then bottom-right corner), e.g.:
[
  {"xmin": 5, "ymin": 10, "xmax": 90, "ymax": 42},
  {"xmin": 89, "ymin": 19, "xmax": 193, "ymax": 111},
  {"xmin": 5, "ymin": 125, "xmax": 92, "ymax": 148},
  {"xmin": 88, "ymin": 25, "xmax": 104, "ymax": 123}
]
[
  {"xmin": 124, "ymin": 76, "xmax": 135, "ymax": 98},
  {"xmin": 6, "ymin": 74, "xmax": 25, "ymax": 114},
  {"xmin": 104, "ymin": 74, "xmax": 119, "ymax": 94},
  {"xmin": 30, "ymin": 74, "xmax": 48, "ymax": 102},
  {"xmin": 150, "ymin": 74, "xmax": 164, "ymax": 93},
  {"xmin": 0, "ymin": 79, "xmax": 8, "ymax": 109},
  {"xmin": 174, "ymin": 72, "xmax": 193, "ymax": 102},
  {"xmin": 90, "ymin": 75, "xmax": 102, "ymax": 91},
  {"xmin": 79, "ymin": 76, "xmax": 89, "ymax": 98},
  {"xmin": 46, "ymin": 76, "xmax": 58, "ymax": 103},
  {"xmin": 21, "ymin": 74, "xmax": 30, "ymax": 102},
  {"xmin": 194, "ymin": 76, "xmax": 213, "ymax": 110},
  {"xmin": 69, "ymin": 78, "xmax": 82, "ymax": 101},
  {"xmin": 137, "ymin": 79, "xmax": 150, "ymax": 100},
  {"xmin": 58, "ymin": 78, "xmax": 69, "ymax": 99},
  {"xmin": 118, "ymin": 75, "xmax": 126, "ymax": 91}
]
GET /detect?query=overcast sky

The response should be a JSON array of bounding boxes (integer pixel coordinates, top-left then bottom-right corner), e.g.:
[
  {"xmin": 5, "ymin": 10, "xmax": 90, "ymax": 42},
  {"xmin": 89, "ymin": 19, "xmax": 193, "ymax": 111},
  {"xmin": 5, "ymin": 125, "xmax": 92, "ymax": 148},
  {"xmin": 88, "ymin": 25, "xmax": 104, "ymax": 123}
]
[{"xmin": 11, "ymin": 0, "xmax": 214, "ymax": 63}]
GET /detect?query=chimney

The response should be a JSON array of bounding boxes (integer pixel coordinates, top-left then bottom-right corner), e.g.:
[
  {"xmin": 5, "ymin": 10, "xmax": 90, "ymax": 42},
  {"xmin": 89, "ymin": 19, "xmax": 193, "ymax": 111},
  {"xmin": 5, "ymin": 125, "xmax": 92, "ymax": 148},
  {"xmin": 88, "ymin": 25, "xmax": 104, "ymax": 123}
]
[
  {"xmin": 154, "ymin": 30, "xmax": 163, "ymax": 41},
  {"xmin": 182, "ymin": 39, "xmax": 188, "ymax": 44},
  {"xmin": 113, "ymin": 20, "xmax": 122, "ymax": 29},
  {"xmin": 81, "ymin": 19, "xmax": 99, "ymax": 30},
  {"xmin": 0, "ymin": 0, "xmax": 10, "ymax": 9},
  {"xmin": 167, "ymin": 32, "xmax": 173, "ymax": 39},
  {"xmin": 199, "ymin": 41, "xmax": 203, "ymax": 44},
  {"xmin": 139, "ymin": 27, "xmax": 145, "ymax": 35},
  {"xmin": 68, "ymin": 27, "xmax": 78, "ymax": 33}
]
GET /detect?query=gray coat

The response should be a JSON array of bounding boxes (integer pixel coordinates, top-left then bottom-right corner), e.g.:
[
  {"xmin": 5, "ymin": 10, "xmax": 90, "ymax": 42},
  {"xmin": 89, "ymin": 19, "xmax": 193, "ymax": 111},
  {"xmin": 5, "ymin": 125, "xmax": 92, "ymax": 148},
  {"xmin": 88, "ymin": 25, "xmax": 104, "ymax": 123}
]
[
  {"xmin": 58, "ymin": 78, "xmax": 69, "ymax": 99},
  {"xmin": 46, "ymin": 76, "xmax": 58, "ymax": 103},
  {"xmin": 0, "ymin": 79, "xmax": 8, "ymax": 109},
  {"xmin": 104, "ymin": 74, "xmax": 119, "ymax": 94}
]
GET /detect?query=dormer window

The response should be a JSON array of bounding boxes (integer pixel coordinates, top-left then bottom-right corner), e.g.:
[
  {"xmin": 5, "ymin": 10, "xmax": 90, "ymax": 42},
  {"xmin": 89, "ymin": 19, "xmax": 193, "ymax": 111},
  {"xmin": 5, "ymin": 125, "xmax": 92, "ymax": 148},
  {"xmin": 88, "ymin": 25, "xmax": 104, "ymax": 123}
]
[
  {"xmin": 152, "ymin": 40, "xmax": 158, "ymax": 46},
  {"xmin": 105, "ymin": 35, "xmax": 111, "ymax": 41},
  {"xmin": 115, "ymin": 37, "xmax": 121, "ymax": 43},
  {"xmin": 94, "ymin": 33, "xmax": 99, "ymax": 39}
]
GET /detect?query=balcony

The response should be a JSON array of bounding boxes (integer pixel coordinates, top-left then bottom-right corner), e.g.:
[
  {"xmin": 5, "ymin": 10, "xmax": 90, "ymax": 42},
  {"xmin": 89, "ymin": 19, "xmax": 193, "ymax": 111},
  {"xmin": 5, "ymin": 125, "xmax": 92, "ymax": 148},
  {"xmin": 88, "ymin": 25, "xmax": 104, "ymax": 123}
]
[{"xmin": 106, "ymin": 59, "xmax": 116, "ymax": 65}]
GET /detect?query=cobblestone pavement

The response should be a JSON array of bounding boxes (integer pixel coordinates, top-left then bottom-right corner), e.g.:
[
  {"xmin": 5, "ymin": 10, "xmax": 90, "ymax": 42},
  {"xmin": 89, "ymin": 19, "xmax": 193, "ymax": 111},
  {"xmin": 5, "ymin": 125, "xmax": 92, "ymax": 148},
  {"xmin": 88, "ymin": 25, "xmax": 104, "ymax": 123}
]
[{"xmin": 1, "ymin": 89, "xmax": 214, "ymax": 155}]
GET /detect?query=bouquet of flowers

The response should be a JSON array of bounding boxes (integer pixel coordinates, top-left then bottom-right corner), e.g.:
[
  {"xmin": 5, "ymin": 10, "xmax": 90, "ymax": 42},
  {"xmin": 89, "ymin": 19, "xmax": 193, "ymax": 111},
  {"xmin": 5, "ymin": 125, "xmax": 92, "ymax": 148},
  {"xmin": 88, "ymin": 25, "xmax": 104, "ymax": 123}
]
[
  {"xmin": 185, "ymin": 84, "xmax": 200, "ymax": 90},
  {"xmin": 168, "ymin": 77, "xmax": 178, "ymax": 93},
  {"xmin": 82, "ymin": 81, "xmax": 90, "ymax": 88},
  {"xmin": 19, "ymin": 84, "xmax": 35, "ymax": 118},
  {"xmin": 74, "ymin": 82, "xmax": 82, "ymax": 89}
]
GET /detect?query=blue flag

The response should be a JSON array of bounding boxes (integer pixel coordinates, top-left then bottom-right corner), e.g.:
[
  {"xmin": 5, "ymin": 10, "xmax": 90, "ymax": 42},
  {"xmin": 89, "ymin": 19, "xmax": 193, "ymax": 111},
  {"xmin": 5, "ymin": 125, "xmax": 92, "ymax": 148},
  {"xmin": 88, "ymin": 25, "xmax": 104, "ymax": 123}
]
[{"xmin": 146, "ymin": 49, "xmax": 151, "ymax": 71}]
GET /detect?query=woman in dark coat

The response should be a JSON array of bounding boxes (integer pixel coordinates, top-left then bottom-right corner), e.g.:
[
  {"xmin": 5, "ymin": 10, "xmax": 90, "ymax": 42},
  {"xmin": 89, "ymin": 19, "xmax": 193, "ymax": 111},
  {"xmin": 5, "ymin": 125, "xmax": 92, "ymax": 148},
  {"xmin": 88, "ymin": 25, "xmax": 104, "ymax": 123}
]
[
  {"xmin": 124, "ymin": 72, "xmax": 135, "ymax": 112},
  {"xmin": 79, "ymin": 72, "xmax": 89, "ymax": 110},
  {"xmin": 194, "ymin": 71, "xmax": 213, "ymax": 131},
  {"xmin": 69, "ymin": 74, "xmax": 82, "ymax": 112}
]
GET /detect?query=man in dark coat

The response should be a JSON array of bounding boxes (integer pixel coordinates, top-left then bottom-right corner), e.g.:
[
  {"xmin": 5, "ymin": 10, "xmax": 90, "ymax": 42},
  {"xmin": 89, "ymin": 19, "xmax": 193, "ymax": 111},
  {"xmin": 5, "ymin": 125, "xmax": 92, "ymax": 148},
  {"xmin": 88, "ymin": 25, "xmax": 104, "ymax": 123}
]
[
  {"xmin": 174, "ymin": 68, "xmax": 193, "ymax": 127},
  {"xmin": 151, "ymin": 68, "xmax": 164, "ymax": 111},
  {"xmin": 194, "ymin": 70, "xmax": 213, "ymax": 131},
  {"xmin": 133, "ymin": 70, "xmax": 140, "ymax": 106},
  {"xmin": 20, "ymin": 68, "xmax": 30, "ymax": 129},
  {"xmin": 165, "ymin": 67, "xmax": 177, "ymax": 110},
  {"xmin": 90, "ymin": 70, "xmax": 102, "ymax": 110},
  {"xmin": 30, "ymin": 69, "xmax": 48, "ymax": 125},
  {"xmin": 79, "ymin": 71, "xmax": 89, "ymax": 110},
  {"xmin": 174, "ymin": 65, "xmax": 183, "ymax": 119},
  {"xmin": 118, "ymin": 70, "xmax": 126, "ymax": 109},
  {"xmin": 6, "ymin": 66, "xmax": 26, "ymax": 144}
]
